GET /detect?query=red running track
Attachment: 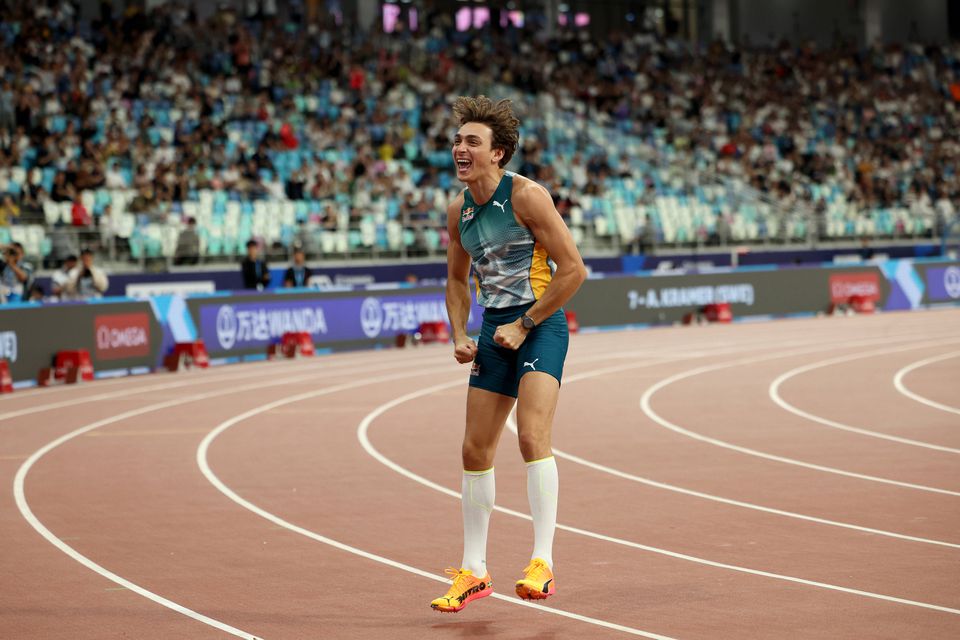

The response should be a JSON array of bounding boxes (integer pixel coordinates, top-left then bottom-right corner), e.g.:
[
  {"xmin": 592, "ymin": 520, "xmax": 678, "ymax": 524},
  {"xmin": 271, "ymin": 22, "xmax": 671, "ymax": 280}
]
[{"xmin": 2, "ymin": 309, "xmax": 959, "ymax": 639}]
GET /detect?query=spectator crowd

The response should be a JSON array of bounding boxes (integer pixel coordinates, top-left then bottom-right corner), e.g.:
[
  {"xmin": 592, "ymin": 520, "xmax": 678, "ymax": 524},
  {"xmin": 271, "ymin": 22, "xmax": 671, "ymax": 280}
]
[{"xmin": 0, "ymin": 0, "xmax": 957, "ymax": 298}]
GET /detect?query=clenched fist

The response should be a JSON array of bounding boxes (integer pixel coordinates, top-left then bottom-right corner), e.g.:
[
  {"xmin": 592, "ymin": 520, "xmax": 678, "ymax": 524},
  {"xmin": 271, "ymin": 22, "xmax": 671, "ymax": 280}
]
[
  {"xmin": 453, "ymin": 338, "xmax": 478, "ymax": 363},
  {"xmin": 493, "ymin": 319, "xmax": 528, "ymax": 350}
]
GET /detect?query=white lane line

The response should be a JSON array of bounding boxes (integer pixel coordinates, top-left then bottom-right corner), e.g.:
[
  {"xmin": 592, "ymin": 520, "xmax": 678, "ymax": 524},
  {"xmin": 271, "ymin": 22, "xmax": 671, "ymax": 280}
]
[
  {"xmin": 15, "ymin": 459, "xmax": 262, "ymax": 640},
  {"xmin": 357, "ymin": 382, "xmax": 960, "ymax": 616},
  {"xmin": 0, "ymin": 348, "xmax": 457, "ymax": 424},
  {"xmin": 197, "ymin": 378, "xmax": 675, "ymax": 639},
  {"xmin": 11, "ymin": 361, "xmax": 456, "ymax": 639},
  {"xmin": 504, "ymin": 359, "xmax": 959, "ymax": 550},
  {"xmin": 769, "ymin": 342, "xmax": 960, "ymax": 454},
  {"xmin": 0, "ymin": 321, "xmax": 909, "ymax": 416},
  {"xmin": 0, "ymin": 361, "xmax": 317, "ymax": 423},
  {"xmin": 542, "ymin": 334, "xmax": 960, "ymax": 550},
  {"xmin": 639, "ymin": 340, "xmax": 960, "ymax": 497},
  {"xmin": 518, "ymin": 428, "xmax": 960, "ymax": 549},
  {"xmin": 4, "ymin": 353, "xmax": 323, "ymax": 399},
  {"xmin": 893, "ymin": 351, "xmax": 960, "ymax": 417}
]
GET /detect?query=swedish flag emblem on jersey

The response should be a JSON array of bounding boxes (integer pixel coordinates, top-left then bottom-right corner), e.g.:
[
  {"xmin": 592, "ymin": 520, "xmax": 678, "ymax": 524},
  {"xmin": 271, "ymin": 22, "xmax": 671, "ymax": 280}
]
[{"xmin": 458, "ymin": 173, "xmax": 555, "ymax": 309}]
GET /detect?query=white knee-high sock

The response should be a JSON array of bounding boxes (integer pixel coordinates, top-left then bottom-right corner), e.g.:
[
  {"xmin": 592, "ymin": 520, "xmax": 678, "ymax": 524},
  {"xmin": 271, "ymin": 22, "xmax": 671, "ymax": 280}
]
[
  {"xmin": 461, "ymin": 468, "xmax": 495, "ymax": 577},
  {"xmin": 526, "ymin": 456, "xmax": 558, "ymax": 568}
]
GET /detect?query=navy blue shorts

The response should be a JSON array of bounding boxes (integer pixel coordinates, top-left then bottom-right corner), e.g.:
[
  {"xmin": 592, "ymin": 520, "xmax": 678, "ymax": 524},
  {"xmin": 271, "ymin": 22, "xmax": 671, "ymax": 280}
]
[{"xmin": 469, "ymin": 302, "xmax": 569, "ymax": 398}]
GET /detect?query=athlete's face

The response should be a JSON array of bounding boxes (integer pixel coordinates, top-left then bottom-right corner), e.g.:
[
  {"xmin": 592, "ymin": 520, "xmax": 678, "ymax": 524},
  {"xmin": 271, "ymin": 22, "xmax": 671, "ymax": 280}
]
[{"xmin": 452, "ymin": 122, "xmax": 503, "ymax": 181}]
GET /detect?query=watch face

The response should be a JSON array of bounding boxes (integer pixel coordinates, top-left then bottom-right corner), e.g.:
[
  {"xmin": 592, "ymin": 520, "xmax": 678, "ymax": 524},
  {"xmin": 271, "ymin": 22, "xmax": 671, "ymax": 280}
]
[{"xmin": 522, "ymin": 315, "xmax": 535, "ymax": 329}]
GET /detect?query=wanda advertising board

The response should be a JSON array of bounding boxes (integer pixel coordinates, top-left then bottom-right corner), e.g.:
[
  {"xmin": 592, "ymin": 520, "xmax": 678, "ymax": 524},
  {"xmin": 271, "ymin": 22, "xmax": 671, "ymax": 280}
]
[
  {"xmin": 0, "ymin": 301, "xmax": 162, "ymax": 384},
  {"xmin": 184, "ymin": 286, "xmax": 485, "ymax": 358}
]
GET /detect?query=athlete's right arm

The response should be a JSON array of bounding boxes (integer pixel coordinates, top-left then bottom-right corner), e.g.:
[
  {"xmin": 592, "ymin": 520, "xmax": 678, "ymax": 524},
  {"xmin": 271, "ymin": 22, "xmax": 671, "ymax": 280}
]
[{"xmin": 445, "ymin": 193, "xmax": 478, "ymax": 364}]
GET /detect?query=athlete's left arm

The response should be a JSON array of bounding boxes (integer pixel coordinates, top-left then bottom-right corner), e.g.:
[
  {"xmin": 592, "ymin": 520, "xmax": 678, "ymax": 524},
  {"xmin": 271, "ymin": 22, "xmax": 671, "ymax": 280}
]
[{"xmin": 493, "ymin": 180, "xmax": 587, "ymax": 349}]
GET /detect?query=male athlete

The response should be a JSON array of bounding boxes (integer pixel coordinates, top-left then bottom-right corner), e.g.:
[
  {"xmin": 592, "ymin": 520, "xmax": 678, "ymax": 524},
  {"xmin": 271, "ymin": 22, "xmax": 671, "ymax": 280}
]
[{"xmin": 431, "ymin": 96, "xmax": 586, "ymax": 612}]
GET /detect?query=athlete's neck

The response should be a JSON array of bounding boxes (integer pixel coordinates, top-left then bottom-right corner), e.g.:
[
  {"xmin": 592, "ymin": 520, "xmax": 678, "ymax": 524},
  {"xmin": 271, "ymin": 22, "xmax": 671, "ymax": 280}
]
[{"xmin": 465, "ymin": 170, "xmax": 505, "ymax": 205}]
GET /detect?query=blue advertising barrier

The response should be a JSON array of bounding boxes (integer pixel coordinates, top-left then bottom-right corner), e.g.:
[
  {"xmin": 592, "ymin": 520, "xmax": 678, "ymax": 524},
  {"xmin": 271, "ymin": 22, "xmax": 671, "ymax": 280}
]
[
  {"xmin": 181, "ymin": 286, "xmax": 485, "ymax": 361},
  {"xmin": 3, "ymin": 258, "xmax": 958, "ymax": 386}
]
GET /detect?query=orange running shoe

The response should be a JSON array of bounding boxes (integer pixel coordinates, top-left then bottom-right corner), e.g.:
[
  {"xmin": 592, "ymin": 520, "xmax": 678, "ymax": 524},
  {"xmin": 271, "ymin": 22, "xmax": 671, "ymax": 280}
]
[
  {"xmin": 515, "ymin": 558, "xmax": 555, "ymax": 600},
  {"xmin": 430, "ymin": 568, "xmax": 493, "ymax": 613}
]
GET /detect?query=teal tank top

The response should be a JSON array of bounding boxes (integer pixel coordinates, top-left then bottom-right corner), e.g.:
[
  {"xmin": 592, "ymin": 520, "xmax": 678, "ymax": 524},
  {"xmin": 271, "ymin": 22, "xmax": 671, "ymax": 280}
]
[{"xmin": 458, "ymin": 172, "xmax": 554, "ymax": 309}]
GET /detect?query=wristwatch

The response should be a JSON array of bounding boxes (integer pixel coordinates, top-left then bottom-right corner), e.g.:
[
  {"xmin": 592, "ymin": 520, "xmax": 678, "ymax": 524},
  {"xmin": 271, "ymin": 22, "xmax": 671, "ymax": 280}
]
[{"xmin": 520, "ymin": 314, "xmax": 537, "ymax": 330}]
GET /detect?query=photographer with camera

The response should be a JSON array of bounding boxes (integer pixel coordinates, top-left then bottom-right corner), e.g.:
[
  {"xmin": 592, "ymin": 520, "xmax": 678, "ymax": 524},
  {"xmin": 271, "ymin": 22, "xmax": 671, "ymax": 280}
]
[
  {"xmin": 65, "ymin": 249, "xmax": 109, "ymax": 299},
  {"xmin": 0, "ymin": 242, "xmax": 34, "ymax": 304},
  {"xmin": 50, "ymin": 254, "xmax": 79, "ymax": 300}
]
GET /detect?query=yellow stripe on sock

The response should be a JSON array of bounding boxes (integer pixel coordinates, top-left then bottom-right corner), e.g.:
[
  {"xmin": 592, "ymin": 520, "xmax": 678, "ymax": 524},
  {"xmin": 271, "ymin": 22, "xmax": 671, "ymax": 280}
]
[
  {"xmin": 463, "ymin": 467, "xmax": 494, "ymax": 476},
  {"xmin": 468, "ymin": 475, "xmax": 494, "ymax": 514},
  {"xmin": 536, "ymin": 465, "xmax": 557, "ymax": 500},
  {"xmin": 524, "ymin": 455, "xmax": 555, "ymax": 466}
]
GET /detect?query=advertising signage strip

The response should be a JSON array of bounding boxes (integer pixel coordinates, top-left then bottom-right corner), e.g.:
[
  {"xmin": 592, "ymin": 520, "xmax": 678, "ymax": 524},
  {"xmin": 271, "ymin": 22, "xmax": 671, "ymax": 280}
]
[
  {"xmin": 0, "ymin": 300, "xmax": 162, "ymax": 383},
  {"xmin": 195, "ymin": 291, "xmax": 484, "ymax": 355},
  {"xmin": 3, "ymin": 261, "xmax": 957, "ymax": 386},
  {"xmin": 925, "ymin": 266, "xmax": 960, "ymax": 302},
  {"xmin": 828, "ymin": 272, "xmax": 882, "ymax": 303},
  {"xmin": 94, "ymin": 312, "xmax": 152, "ymax": 360},
  {"xmin": 566, "ymin": 268, "xmax": 845, "ymax": 327}
]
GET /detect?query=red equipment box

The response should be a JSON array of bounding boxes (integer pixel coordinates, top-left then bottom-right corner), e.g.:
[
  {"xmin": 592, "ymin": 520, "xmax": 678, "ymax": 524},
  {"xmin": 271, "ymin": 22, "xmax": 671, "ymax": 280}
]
[
  {"xmin": 165, "ymin": 341, "xmax": 210, "ymax": 371},
  {"xmin": 0, "ymin": 359, "xmax": 12, "ymax": 393},
  {"xmin": 54, "ymin": 350, "xmax": 95, "ymax": 382},
  {"xmin": 281, "ymin": 332, "xmax": 315, "ymax": 358},
  {"xmin": 418, "ymin": 321, "xmax": 450, "ymax": 344},
  {"xmin": 703, "ymin": 303, "xmax": 733, "ymax": 323}
]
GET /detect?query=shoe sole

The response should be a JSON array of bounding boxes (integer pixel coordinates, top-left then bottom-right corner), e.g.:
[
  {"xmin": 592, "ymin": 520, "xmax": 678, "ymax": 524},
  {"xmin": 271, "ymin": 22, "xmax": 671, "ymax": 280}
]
[
  {"xmin": 515, "ymin": 582, "xmax": 555, "ymax": 600},
  {"xmin": 430, "ymin": 587, "xmax": 493, "ymax": 613}
]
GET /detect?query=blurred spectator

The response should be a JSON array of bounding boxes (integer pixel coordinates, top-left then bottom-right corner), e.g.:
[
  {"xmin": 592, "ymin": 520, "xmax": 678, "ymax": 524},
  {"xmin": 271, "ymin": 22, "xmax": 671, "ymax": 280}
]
[
  {"xmin": 241, "ymin": 240, "xmax": 271, "ymax": 290},
  {"xmin": 0, "ymin": 242, "xmax": 34, "ymax": 303},
  {"xmin": 98, "ymin": 204, "xmax": 128, "ymax": 258},
  {"xmin": 712, "ymin": 213, "xmax": 731, "ymax": 246},
  {"xmin": 51, "ymin": 173, "xmax": 76, "ymax": 203},
  {"xmin": 282, "ymin": 246, "xmax": 312, "ymax": 288},
  {"xmin": 0, "ymin": 81, "xmax": 14, "ymax": 134},
  {"xmin": 105, "ymin": 162, "xmax": 126, "ymax": 189},
  {"xmin": 294, "ymin": 220, "xmax": 316, "ymax": 256},
  {"xmin": 66, "ymin": 249, "xmax": 110, "ymax": 300},
  {"xmin": 632, "ymin": 214, "xmax": 657, "ymax": 255},
  {"xmin": 47, "ymin": 226, "xmax": 80, "ymax": 268},
  {"xmin": 51, "ymin": 254, "xmax": 79, "ymax": 300},
  {"xmin": 71, "ymin": 200, "xmax": 92, "ymax": 227},
  {"xmin": 66, "ymin": 249, "xmax": 109, "ymax": 299},
  {"xmin": 0, "ymin": 194, "xmax": 19, "ymax": 226},
  {"xmin": 174, "ymin": 218, "xmax": 201, "ymax": 265},
  {"xmin": 128, "ymin": 185, "xmax": 157, "ymax": 215},
  {"xmin": 27, "ymin": 282, "xmax": 44, "ymax": 302}
]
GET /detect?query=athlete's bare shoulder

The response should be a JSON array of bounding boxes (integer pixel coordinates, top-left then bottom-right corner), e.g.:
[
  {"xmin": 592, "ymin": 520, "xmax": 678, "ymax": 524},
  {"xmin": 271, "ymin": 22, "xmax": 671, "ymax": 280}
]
[
  {"xmin": 510, "ymin": 174, "xmax": 554, "ymax": 223},
  {"xmin": 446, "ymin": 189, "xmax": 468, "ymax": 235},
  {"xmin": 446, "ymin": 189, "xmax": 467, "ymax": 219},
  {"xmin": 510, "ymin": 173, "xmax": 551, "ymax": 200}
]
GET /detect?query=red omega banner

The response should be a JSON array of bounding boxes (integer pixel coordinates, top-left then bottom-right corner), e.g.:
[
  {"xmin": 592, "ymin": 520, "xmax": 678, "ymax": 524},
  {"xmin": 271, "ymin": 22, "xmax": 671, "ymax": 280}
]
[
  {"xmin": 828, "ymin": 272, "xmax": 881, "ymax": 303},
  {"xmin": 94, "ymin": 312, "xmax": 152, "ymax": 360}
]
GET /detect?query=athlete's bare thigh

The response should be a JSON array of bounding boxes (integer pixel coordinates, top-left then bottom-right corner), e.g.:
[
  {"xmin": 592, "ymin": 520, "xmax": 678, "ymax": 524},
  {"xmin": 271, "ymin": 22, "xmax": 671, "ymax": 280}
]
[
  {"xmin": 462, "ymin": 386, "xmax": 516, "ymax": 471},
  {"xmin": 515, "ymin": 371, "xmax": 560, "ymax": 462}
]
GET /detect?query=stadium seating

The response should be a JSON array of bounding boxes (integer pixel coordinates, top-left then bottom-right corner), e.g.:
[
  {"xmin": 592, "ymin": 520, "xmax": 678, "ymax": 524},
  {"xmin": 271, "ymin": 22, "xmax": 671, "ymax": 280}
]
[{"xmin": 0, "ymin": 5, "xmax": 955, "ymax": 270}]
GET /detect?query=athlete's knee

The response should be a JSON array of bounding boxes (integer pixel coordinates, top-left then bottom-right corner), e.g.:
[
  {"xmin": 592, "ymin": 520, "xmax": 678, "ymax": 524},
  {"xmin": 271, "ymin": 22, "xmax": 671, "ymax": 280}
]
[
  {"xmin": 462, "ymin": 438, "xmax": 495, "ymax": 470},
  {"xmin": 517, "ymin": 429, "xmax": 551, "ymax": 461}
]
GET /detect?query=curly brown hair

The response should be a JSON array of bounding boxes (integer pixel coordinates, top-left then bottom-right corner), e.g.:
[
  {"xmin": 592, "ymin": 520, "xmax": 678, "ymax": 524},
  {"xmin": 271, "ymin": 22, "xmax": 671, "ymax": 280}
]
[{"xmin": 452, "ymin": 95, "xmax": 520, "ymax": 168}]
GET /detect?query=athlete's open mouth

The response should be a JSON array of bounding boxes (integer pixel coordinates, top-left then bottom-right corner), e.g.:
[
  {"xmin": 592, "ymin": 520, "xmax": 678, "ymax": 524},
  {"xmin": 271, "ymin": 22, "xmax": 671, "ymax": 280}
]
[{"xmin": 456, "ymin": 159, "xmax": 472, "ymax": 171}]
